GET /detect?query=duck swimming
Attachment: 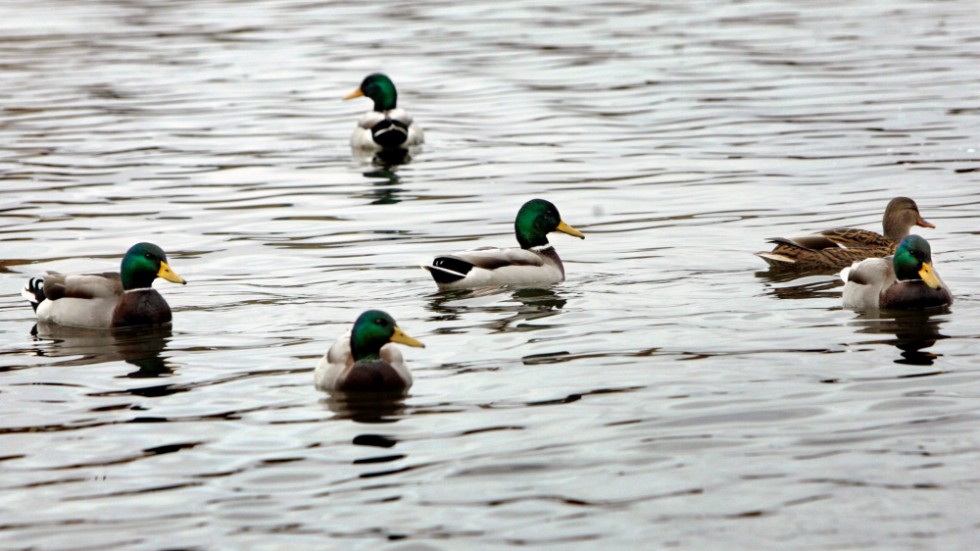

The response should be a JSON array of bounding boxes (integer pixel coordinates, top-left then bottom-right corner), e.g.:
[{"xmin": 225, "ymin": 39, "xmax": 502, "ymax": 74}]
[
  {"xmin": 22, "ymin": 242, "xmax": 186, "ymax": 329},
  {"xmin": 344, "ymin": 73, "xmax": 424, "ymax": 151},
  {"xmin": 423, "ymin": 198, "xmax": 585, "ymax": 290},
  {"xmin": 757, "ymin": 197, "xmax": 934, "ymax": 271},
  {"xmin": 314, "ymin": 310, "xmax": 424, "ymax": 393},
  {"xmin": 841, "ymin": 235, "xmax": 952, "ymax": 310}
]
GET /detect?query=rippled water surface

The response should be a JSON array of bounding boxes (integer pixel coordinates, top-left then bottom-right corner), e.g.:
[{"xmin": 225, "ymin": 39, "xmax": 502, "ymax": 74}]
[{"xmin": 2, "ymin": 1, "xmax": 980, "ymax": 549}]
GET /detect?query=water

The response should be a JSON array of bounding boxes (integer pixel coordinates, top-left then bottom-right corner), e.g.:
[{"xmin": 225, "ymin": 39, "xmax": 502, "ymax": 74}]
[{"xmin": 1, "ymin": 1, "xmax": 979, "ymax": 549}]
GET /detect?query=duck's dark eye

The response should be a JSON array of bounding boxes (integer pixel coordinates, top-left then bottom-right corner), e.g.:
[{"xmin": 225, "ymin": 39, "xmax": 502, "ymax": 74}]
[{"xmin": 375, "ymin": 318, "xmax": 388, "ymax": 327}]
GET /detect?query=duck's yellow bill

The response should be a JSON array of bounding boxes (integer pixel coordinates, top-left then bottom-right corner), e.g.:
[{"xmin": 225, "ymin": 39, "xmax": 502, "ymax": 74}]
[
  {"xmin": 918, "ymin": 261, "xmax": 941, "ymax": 289},
  {"xmin": 158, "ymin": 261, "xmax": 187, "ymax": 285},
  {"xmin": 556, "ymin": 220, "xmax": 585, "ymax": 239},
  {"xmin": 343, "ymin": 88, "xmax": 364, "ymax": 100},
  {"xmin": 391, "ymin": 327, "xmax": 425, "ymax": 348}
]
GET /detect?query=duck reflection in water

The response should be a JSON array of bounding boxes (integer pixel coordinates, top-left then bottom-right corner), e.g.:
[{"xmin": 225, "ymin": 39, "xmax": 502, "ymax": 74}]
[
  {"xmin": 756, "ymin": 270, "xmax": 843, "ymax": 301},
  {"xmin": 321, "ymin": 397, "xmax": 408, "ymax": 475},
  {"xmin": 427, "ymin": 286, "xmax": 568, "ymax": 333},
  {"xmin": 31, "ymin": 324, "xmax": 173, "ymax": 378},
  {"xmin": 321, "ymin": 392, "xmax": 408, "ymax": 423},
  {"xmin": 847, "ymin": 309, "xmax": 950, "ymax": 366},
  {"xmin": 357, "ymin": 147, "xmax": 414, "ymax": 168},
  {"xmin": 358, "ymin": 163, "xmax": 408, "ymax": 205}
]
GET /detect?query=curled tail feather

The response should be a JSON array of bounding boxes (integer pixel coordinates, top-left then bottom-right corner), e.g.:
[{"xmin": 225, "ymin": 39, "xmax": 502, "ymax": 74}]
[{"xmin": 22, "ymin": 277, "xmax": 46, "ymax": 312}]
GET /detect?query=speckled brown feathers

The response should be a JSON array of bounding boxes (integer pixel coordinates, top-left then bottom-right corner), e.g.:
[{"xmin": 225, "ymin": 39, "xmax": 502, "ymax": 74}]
[
  {"xmin": 756, "ymin": 197, "xmax": 934, "ymax": 272},
  {"xmin": 761, "ymin": 237, "xmax": 898, "ymax": 271}
]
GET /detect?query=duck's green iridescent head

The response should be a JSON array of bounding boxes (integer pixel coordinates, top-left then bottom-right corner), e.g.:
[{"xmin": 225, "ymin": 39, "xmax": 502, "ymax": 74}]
[
  {"xmin": 349, "ymin": 309, "xmax": 424, "ymax": 362},
  {"xmin": 344, "ymin": 73, "xmax": 398, "ymax": 112},
  {"xmin": 120, "ymin": 242, "xmax": 186, "ymax": 290},
  {"xmin": 514, "ymin": 199, "xmax": 585, "ymax": 249},
  {"xmin": 893, "ymin": 235, "xmax": 941, "ymax": 289}
]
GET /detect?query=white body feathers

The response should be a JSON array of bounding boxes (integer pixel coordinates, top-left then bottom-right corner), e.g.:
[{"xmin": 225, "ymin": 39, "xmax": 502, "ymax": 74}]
[
  {"xmin": 840, "ymin": 258, "xmax": 895, "ymax": 309},
  {"xmin": 423, "ymin": 245, "xmax": 565, "ymax": 290}
]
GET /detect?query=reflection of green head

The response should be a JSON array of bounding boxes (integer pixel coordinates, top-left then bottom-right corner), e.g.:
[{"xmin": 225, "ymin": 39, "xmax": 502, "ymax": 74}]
[
  {"xmin": 349, "ymin": 310, "xmax": 424, "ymax": 362},
  {"xmin": 358, "ymin": 73, "xmax": 398, "ymax": 111},
  {"xmin": 514, "ymin": 199, "xmax": 585, "ymax": 249},
  {"xmin": 893, "ymin": 235, "xmax": 931, "ymax": 281},
  {"xmin": 121, "ymin": 242, "xmax": 168, "ymax": 290}
]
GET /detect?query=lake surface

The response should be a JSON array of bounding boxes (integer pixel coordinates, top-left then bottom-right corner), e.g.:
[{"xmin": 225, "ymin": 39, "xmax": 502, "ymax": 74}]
[{"xmin": 1, "ymin": 1, "xmax": 979, "ymax": 549}]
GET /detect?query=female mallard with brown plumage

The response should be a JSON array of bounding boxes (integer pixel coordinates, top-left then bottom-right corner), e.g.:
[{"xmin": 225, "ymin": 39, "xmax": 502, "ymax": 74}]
[
  {"xmin": 756, "ymin": 197, "xmax": 934, "ymax": 271},
  {"xmin": 315, "ymin": 310, "xmax": 425, "ymax": 394},
  {"xmin": 22, "ymin": 242, "xmax": 186, "ymax": 329},
  {"xmin": 841, "ymin": 235, "xmax": 952, "ymax": 310}
]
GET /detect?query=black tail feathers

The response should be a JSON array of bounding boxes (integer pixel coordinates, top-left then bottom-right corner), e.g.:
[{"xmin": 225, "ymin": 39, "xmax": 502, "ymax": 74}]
[
  {"xmin": 22, "ymin": 277, "xmax": 46, "ymax": 311},
  {"xmin": 425, "ymin": 257, "xmax": 473, "ymax": 284},
  {"xmin": 371, "ymin": 119, "xmax": 410, "ymax": 148}
]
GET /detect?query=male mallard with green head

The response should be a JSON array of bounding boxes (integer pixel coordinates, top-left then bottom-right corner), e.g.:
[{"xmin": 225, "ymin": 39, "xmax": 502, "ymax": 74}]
[
  {"xmin": 22, "ymin": 242, "xmax": 187, "ymax": 329},
  {"xmin": 423, "ymin": 198, "xmax": 585, "ymax": 290},
  {"xmin": 757, "ymin": 197, "xmax": 934, "ymax": 271},
  {"xmin": 344, "ymin": 73, "xmax": 424, "ymax": 151},
  {"xmin": 315, "ymin": 310, "xmax": 425, "ymax": 393},
  {"xmin": 841, "ymin": 235, "xmax": 952, "ymax": 310}
]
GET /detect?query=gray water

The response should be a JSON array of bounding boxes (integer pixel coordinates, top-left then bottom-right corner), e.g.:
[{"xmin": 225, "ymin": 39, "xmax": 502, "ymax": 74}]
[{"xmin": 1, "ymin": 1, "xmax": 979, "ymax": 549}]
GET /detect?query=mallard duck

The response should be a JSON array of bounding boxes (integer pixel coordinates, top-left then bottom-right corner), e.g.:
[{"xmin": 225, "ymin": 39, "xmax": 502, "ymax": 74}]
[
  {"xmin": 423, "ymin": 198, "xmax": 585, "ymax": 290},
  {"xmin": 841, "ymin": 235, "xmax": 952, "ymax": 310},
  {"xmin": 756, "ymin": 197, "xmax": 934, "ymax": 271},
  {"xmin": 21, "ymin": 242, "xmax": 186, "ymax": 329},
  {"xmin": 315, "ymin": 310, "xmax": 425, "ymax": 393},
  {"xmin": 344, "ymin": 73, "xmax": 424, "ymax": 151}
]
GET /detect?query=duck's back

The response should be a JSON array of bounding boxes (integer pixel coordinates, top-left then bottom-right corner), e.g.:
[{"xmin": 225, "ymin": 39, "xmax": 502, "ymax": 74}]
[
  {"xmin": 761, "ymin": 234, "xmax": 893, "ymax": 272},
  {"xmin": 43, "ymin": 272, "xmax": 122, "ymax": 300},
  {"xmin": 35, "ymin": 272, "xmax": 123, "ymax": 328},
  {"xmin": 841, "ymin": 257, "xmax": 894, "ymax": 309},
  {"xmin": 819, "ymin": 227, "xmax": 893, "ymax": 249},
  {"xmin": 352, "ymin": 109, "xmax": 423, "ymax": 150}
]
